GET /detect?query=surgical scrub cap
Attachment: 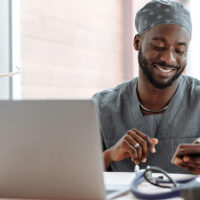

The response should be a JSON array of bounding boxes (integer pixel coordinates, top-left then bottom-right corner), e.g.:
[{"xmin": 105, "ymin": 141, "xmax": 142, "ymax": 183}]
[{"xmin": 135, "ymin": 0, "xmax": 192, "ymax": 37}]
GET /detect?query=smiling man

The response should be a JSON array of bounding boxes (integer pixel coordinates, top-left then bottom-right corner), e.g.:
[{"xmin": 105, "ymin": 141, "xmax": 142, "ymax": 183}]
[{"xmin": 93, "ymin": 0, "xmax": 200, "ymax": 174}]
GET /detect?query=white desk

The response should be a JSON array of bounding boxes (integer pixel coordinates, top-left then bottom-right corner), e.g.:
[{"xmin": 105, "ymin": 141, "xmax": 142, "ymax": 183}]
[{"xmin": 104, "ymin": 172, "xmax": 195, "ymax": 200}]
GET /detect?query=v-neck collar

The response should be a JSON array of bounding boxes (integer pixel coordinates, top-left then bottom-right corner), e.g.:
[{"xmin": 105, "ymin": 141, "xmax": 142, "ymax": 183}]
[
  {"xmin": 128, "ymin": 76, "xmax": 185, "ymax": 136},
  {"xmin": 155, "ymin": 76, "xmax": 185, "ymax": 137}
]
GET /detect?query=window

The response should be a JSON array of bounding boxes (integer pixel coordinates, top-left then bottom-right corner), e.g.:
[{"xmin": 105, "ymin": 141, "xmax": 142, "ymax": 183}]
[
  {"xmin": 2, "ymin": 0, "xmax": 198, "ymax": 99},
  {"xmin": 20, "ymin": 0, "xmax": 134, "ymax": 99},
  {"xmin": 0, "ymin": 0, "xmax": 12, "ymax": 99}
]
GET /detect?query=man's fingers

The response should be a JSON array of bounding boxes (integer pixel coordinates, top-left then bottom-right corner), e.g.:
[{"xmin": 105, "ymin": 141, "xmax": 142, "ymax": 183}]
[
  {"xmin": 174, "ymin": 157, "xmax": 183, "ymax": 165},
  {"xmin": 183, "ymin": 155, "xmax": 200, "ymax": 164},
  {"xmin": 128, "ymin": 130, "xmax": 148, "ymax": 163},
  {"xmin": 174, "ymin": 156, "xmax": 200, "ymax": 166},
  {"xmin": 174, "ymin": 156, "xmax": 200, "ymax": 175},
  {"xmin": 134, "ymin": 144, "xmax": 143, "ymax": 162},
  {"xmin": 133, "ymin": 128, "xmax": 156, "ymax": 154},
  {"xmin": 123, "ymin": 140, "xmax": 138, "ymax": 163},
  {"xmin": 176, "ymin": 163, "xmax": 200, "ymax": 174},
  {"xmin": 124, "ymin": 134, "xmax": 143, "ymax": 162},
  {"xmin": 124, "ymin": 129, "xmax": 159, "ymax": 164}
]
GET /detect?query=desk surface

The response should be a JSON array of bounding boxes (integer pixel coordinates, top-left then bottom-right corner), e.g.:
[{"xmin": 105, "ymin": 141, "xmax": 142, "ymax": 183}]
[{"xmin": 104, "ymin": 172, "xmax": 195, "ymax": 200}]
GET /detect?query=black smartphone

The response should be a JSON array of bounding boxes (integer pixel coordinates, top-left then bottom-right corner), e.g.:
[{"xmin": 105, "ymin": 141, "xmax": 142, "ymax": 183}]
[{"xmin": 171, "ymin": 144, "xmax": 200, "ymax": 163}]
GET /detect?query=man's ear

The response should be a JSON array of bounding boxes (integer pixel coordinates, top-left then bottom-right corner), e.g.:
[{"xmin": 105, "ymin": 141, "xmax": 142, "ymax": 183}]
[{"xmin": 133, "ymin": 34, "xmax": 141, "ymax": 51}]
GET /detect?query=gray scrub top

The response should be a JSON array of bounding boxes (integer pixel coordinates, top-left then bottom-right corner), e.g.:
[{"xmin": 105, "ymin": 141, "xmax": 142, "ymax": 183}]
[{"xmin": 93, "ymin": 75, "xmax": 200, "ymax": 173}]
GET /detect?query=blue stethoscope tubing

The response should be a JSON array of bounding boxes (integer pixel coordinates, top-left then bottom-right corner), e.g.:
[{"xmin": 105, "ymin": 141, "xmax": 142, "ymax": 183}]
[{"xmin": 130, "ymin": 169, "xmax": 195, "ymax": 200}]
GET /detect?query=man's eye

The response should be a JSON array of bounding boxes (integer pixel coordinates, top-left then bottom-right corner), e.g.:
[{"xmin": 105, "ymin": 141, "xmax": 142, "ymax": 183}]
[
  {"xmin": 175, "ymin": 50, "xmax": 186, "ymax": 55},
  {"xmin": 151, "ymin": 45, "xmax": 165, "ymax": 51}
]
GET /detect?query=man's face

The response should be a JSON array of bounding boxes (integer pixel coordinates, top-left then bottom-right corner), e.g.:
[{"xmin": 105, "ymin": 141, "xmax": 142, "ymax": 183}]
[{"xmin": 136, "ymin": 24, "xmax": 190, "ymax": 89}]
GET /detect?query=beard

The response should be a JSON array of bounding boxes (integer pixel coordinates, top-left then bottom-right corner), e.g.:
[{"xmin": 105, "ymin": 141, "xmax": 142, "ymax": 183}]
[{"xmin": 138, "ymin": 49, "xmax": 185, "ymax": 89}]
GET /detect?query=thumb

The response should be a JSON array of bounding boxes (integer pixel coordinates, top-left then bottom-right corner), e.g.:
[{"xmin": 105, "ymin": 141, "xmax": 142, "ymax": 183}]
[
  {"xmin": 149, "ymin": 138, "xmax": 158, "ymax": 154},
  {"xmin": 151, "ymin": 138, "xmax": 158, "ymax": 145}
]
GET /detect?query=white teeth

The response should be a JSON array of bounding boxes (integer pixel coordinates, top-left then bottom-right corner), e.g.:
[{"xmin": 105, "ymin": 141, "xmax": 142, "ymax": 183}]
[
  {"xmin": 154, "ymin": 65, "xmax": 173, "ymax": 73},
  {"xmin": 158, "ymin": 67, "xmax": 172, "ymax": 73}
]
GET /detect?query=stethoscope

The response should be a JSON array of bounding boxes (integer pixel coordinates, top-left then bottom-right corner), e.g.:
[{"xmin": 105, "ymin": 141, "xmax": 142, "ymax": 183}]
[{"xmin": 130, "ymin": 165, "xmax": 200, "ymax": 200}]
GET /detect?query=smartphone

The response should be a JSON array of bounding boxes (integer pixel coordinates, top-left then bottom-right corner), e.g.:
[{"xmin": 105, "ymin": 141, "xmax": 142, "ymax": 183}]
[{"xmin": 171, "ymin": 143, "xmax": 200, "ymax": 163}]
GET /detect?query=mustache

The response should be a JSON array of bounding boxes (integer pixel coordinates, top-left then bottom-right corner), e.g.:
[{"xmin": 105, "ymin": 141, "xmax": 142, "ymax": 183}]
[{"xmin": 153, "ymin": 61, "xmax": 179, "ymax": 69}]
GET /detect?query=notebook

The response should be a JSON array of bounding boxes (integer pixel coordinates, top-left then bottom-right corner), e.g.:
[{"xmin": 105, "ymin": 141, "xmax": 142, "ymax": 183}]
[{"xmin": 0, "ymin": 100, "xmax": 129, "ymax": 199}]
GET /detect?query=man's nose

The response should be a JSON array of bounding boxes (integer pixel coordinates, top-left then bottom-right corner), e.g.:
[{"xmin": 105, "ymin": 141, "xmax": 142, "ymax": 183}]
[{"xmin": 160, "ymin": 49, "xmax": 176, "ymax": 66}]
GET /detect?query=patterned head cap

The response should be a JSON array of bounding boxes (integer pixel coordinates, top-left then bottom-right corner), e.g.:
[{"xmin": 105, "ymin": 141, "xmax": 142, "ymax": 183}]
[{"xmin": 135, "ymin": 0, "xmax": 192, "ymax": 37}]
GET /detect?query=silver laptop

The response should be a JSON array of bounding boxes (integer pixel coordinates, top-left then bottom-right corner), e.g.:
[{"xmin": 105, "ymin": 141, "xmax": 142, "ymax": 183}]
[{"xmin": 0, "ymin": 100, "xmax": 128, "ymax": 199}]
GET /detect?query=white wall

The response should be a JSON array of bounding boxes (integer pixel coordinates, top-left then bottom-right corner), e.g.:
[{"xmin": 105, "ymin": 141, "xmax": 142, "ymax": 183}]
[{"xmin": 187, "ymin": 0, "xmax": 200, "ymax": 79}]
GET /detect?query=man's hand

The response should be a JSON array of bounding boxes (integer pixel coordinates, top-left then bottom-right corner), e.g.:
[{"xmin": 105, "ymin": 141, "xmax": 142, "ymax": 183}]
[
  {"xmin": 174, "ymin": 138, "xmax": 200, "ymax": 174},
  {"xmin": 103, "ymin": 128, "xmax": 158, "ymax": 170}
]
